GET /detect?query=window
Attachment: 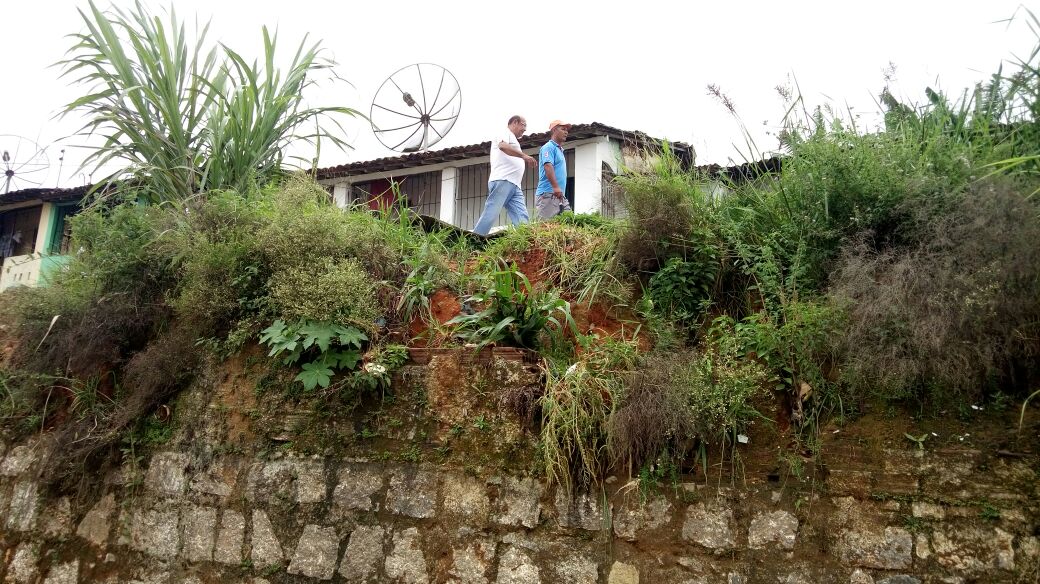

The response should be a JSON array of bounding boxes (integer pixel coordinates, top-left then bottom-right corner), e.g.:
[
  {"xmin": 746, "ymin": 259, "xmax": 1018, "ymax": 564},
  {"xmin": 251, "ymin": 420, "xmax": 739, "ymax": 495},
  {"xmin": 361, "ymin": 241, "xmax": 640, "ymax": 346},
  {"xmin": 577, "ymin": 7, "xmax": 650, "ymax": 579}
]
[{"xmin": 0, "ymin": 206, "xmax": 42, "ymax": 262}]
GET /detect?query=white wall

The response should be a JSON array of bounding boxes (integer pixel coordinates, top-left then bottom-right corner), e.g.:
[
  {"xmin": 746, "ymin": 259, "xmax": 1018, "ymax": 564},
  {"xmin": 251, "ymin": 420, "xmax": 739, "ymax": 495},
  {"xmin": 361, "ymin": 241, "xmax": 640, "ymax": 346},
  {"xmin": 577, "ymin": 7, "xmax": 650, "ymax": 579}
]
[{"xmin": 320, "ymin": 135, "xmax": 621, "ymax": 227}]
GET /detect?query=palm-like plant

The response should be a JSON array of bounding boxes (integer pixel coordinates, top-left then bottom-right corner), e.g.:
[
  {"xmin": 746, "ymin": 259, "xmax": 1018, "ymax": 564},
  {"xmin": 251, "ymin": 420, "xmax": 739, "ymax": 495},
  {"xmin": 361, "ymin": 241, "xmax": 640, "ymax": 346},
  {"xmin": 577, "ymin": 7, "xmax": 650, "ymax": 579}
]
[{"xmin": 58, "ymin": 1, "xmax": 357, "ymax": 202}]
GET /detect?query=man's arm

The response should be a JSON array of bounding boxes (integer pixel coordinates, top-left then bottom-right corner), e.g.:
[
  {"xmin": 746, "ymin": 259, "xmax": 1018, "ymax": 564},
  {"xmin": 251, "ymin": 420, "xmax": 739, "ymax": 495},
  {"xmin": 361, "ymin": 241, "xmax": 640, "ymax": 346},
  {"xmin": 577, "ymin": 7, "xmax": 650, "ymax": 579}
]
[
  {"xmin": 499, "ymin": 142, "xmax": 536, "ymax": 167},
  {"xmin": 542, "ymin": 162, "xmax": 563, "ymax": 197}
]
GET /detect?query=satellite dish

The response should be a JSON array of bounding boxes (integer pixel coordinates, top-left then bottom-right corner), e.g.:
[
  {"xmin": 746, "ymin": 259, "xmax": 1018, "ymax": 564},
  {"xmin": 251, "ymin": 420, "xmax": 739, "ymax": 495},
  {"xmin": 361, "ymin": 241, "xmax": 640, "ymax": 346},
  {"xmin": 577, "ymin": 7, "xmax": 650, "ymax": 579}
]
[
  {"xmin": 0, "ymin": 135, "xmax": 50, "ymax": 193},
  {"xmin": 370, "ymin": 63, "xmax": 461, "ymax": 153}
]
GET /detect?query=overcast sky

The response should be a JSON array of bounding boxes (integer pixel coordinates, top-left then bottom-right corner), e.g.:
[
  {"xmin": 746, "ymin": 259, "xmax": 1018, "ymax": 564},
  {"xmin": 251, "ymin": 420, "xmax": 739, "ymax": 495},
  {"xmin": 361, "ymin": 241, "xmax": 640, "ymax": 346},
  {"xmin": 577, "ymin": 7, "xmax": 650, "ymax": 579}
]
[{"xmin": 0, "ymin": 1, "xmax": 1036, "ymax": 189}]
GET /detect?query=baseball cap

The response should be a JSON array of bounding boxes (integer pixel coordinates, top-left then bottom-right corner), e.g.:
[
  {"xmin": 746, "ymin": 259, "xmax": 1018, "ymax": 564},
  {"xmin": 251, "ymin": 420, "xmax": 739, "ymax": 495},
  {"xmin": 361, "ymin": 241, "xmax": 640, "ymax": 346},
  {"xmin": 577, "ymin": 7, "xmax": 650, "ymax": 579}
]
[{"xmin": 549, "ymin": 120, "xmax": 571, "ymax": 130}]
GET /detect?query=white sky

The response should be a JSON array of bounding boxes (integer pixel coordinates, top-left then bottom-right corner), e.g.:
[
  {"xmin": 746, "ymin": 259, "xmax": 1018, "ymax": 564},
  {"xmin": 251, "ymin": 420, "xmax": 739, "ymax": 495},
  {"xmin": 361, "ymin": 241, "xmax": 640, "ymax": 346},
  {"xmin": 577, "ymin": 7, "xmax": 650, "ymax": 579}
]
[{"xmin": 0, "ymin": 0, "xmax": 1036, "ymax": 189}]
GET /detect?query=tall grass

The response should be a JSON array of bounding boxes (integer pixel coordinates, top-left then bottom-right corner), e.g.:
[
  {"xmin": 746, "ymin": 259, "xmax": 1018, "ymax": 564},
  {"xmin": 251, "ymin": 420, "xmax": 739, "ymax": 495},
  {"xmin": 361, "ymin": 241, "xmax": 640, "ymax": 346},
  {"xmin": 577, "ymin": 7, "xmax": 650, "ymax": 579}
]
[{"xmin": 58, "ymin": 1, "xmax": 356, "ymax": 202}]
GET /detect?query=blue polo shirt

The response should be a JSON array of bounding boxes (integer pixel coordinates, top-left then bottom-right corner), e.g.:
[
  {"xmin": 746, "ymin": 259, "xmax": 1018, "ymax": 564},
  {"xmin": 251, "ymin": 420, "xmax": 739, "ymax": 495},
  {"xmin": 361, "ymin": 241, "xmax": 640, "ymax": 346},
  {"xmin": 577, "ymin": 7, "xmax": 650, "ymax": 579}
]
[{"xmin": 536, "ymin": 140, "xmax": 566, "ymax": 195}]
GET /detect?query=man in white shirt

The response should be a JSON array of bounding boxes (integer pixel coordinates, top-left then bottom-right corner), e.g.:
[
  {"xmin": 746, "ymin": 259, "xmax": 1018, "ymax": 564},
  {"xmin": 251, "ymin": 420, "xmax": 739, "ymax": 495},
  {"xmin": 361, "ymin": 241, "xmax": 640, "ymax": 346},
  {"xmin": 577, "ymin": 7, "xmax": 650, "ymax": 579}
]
[{"xmin": 472, "ymin": 115, "xmax": 536, "ymax": 235}]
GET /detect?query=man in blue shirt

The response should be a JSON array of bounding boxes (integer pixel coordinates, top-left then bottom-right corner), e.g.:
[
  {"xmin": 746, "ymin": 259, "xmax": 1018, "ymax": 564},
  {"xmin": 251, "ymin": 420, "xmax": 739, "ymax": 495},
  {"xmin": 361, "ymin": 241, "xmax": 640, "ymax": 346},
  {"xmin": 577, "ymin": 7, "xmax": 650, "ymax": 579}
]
[{"xmin": 536, "ymin": 120, "xmax": 572, "ymax": 219}]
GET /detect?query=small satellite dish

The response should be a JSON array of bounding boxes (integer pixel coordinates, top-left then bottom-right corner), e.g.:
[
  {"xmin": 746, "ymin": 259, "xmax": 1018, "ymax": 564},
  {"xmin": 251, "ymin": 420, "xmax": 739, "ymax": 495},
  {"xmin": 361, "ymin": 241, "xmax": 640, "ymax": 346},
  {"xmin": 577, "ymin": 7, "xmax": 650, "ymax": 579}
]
[
  {"xmin": 0, "ymin": 135, "xmax": 50, "ymax": 193},
  {"xmin": 370, "ymin": 63, "xmax": 461, "ymax": 153}
]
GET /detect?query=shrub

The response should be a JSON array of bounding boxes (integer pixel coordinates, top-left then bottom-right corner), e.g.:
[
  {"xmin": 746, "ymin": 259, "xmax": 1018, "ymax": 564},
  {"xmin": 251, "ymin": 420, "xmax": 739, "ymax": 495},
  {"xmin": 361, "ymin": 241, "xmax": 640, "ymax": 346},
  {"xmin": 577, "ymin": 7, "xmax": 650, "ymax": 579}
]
[
  {"xmin": 615, "ymin": 148, "xmax": 711, "ymax": 273},
  {"xmin": 830, "ymin": 179, "xmax": 1040, "ymax": 402},
  {"xmin": 645, "ymin": 238, "xmax": 720, "ymax": 327},
  {"xmin": 173, "ymin": 190, "xmax": 272, "ymax": 338},
  {"xmin": 608, "ymin": 347, "xmax": 769, "ymax": 474},
  {"xmin": 269, "ymin": 258, "xmax": 380, "ymax": 328},
  {"xmin": 260, "ymin": 178, "xmax": 408, "ymax": 283},
  {"xmin": 62, "ymin": 202, "xmax": 178, "ymax": 297},
  {"xmin": 7, "ymin": 205, "xmax": 175, "ymax": 380}
]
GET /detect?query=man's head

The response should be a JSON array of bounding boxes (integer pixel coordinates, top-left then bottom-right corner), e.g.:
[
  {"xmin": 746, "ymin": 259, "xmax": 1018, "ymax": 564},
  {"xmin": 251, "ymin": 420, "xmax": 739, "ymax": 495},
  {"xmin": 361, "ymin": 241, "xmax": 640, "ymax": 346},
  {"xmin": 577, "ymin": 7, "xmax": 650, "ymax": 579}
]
[
  {"xmin": 507, "ymin": 115, "xmax": 527, "ymax": 138},
  {"xmin": 549, "ymin": 120, "xmax": 571, "ymax": 143}
]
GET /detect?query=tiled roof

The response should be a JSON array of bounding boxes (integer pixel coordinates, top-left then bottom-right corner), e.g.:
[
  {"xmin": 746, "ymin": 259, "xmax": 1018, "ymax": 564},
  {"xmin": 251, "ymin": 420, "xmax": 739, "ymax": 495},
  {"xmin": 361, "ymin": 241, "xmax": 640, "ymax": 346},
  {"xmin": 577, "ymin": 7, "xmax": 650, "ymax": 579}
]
[
  {"xmin": 0, "ymin": 184, "xmax": 91, "ymax": 206},
  {"xmin": 316, "ymin": 122, "xmax": 695, "ymax": 179},
  {"xmin": 696, "ymin": 156, "xmax": 783, "ymax": 182}
]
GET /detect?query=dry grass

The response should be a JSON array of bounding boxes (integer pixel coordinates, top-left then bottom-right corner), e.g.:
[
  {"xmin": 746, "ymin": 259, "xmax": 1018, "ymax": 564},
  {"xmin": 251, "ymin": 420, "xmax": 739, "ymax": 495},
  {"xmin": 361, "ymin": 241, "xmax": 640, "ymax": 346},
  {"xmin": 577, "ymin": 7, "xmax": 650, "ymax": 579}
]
[{"xmin": 830, "ymin": 179, "xmax": 1040, "ymax": 401}]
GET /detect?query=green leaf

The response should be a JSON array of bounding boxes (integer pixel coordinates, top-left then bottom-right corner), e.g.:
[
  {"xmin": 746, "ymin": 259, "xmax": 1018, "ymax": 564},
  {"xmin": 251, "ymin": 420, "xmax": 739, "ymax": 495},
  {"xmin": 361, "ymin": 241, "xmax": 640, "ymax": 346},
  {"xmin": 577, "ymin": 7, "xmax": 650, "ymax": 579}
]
[
  {"xmin": 259, "ymin": 319, "xmax": 287, "ymax": 345},
  {"xmin": 299, "ymin": 322, "xmax": 335, "ymax": 353},
  {"xmin": 335, "ymin": 326, "xmax": 368, "ymax": 349},
  {"xmin": 328, "ymin": 350, "xmax": 361, "ymax": 370},
  {"xmin": 295, "ymin": 361, "xmax": 333, "ymax": 391}
]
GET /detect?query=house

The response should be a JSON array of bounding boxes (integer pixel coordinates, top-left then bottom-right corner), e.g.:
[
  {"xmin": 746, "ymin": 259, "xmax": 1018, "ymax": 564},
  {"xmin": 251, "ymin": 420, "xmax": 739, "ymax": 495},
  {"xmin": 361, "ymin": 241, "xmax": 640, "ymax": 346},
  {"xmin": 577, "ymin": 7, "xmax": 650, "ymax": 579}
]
[
  {"xmin": 0, "ymin": 185, "xmax": 87, "ymax": 292},
  {"xmin": 315, "ymin": 122, "xmax": 696, "ymax": 229}
]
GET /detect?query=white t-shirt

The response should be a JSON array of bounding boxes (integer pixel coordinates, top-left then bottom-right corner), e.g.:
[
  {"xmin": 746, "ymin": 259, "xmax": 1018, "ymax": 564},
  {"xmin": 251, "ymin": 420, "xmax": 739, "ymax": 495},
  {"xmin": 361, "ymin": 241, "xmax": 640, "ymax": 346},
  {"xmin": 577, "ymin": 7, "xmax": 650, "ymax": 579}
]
[{"xmin": 488, "ymin": 130, "xmax": 525, "ymax": 187}]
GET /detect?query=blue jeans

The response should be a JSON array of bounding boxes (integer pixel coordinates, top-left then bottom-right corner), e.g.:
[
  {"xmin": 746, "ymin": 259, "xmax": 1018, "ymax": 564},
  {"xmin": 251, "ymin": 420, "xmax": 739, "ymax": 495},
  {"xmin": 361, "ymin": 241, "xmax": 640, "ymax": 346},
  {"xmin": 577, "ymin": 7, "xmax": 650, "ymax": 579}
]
[{"xmin": 472, "ymin": 180, "xmax": 529, "ymax": 235}]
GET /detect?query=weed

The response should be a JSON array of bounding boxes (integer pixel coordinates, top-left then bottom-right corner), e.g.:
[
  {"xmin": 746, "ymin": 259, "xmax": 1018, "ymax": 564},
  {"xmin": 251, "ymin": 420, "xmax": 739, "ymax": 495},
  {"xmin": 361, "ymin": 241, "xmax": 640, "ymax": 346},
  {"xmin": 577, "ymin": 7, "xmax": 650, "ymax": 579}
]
[
  {"xmin": 449, "ymin": 262, "xmax": 576, "ymax": 350},
  {"xmin": 902, "ymin": 514, "xmax": 927, "ymax": 533},
  {"xmin": 904, "ymin": 433, "xmax": 929, "ymax": 451}
]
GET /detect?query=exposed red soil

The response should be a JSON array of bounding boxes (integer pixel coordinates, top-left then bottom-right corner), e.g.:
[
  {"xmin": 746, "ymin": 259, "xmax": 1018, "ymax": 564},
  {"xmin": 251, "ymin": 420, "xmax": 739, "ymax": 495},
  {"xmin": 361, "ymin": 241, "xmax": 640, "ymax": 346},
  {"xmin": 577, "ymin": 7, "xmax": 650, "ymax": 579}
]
[
  {"xmin": 513, "ymin": 248, "xmax": 549, "ymax": 288},
  {"xmin": 570, "ymin": 302, "xmax": 651, "ymax": 353},
  {"xmin": 408, "ymin": 289, "xmax": 463, "ymax": 347}
]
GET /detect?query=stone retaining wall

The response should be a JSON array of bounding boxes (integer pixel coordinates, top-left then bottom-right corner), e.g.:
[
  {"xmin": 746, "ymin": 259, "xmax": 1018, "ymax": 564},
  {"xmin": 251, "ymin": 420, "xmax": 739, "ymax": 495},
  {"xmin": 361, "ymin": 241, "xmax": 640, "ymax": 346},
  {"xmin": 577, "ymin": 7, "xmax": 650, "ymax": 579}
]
[
  {"xmin": 1, "ymin": 436, "xmax": 1037, "ymax": 583},
  {"xmin": 1, "ymin": 355, "xmax": 1038, "ymax": 583}
]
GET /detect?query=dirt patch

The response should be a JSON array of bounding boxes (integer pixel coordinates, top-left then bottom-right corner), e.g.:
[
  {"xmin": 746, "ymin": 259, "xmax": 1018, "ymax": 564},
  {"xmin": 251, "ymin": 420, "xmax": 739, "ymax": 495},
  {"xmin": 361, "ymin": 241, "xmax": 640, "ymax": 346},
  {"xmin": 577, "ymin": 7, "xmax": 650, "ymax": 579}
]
[
  {"xmin": 212, "ymin": 344, "xmax": 263, "ymax": 447},
  {"xmin": 425, "ymin": 352, "xmax": 479, "ymax": 436},
  {"xmin": 513, "ymin": 248, "xmax": 549, "ymax": 288},
  {"xmin": 570, "ymin": 302, "xmax": 651, "ymax": 353},
  {"xmin": 409, "ymin": 289, "xmax": 462, "ymax": 346}
]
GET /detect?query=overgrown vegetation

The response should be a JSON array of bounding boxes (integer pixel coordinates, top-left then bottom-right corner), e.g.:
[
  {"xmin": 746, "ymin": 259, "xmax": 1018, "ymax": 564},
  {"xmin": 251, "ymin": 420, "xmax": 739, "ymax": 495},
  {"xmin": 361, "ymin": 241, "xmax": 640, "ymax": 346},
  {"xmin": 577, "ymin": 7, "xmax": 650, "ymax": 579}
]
[{"xmin": 1, "ymin": 4, "xmax": 1039, "ymax": 495}]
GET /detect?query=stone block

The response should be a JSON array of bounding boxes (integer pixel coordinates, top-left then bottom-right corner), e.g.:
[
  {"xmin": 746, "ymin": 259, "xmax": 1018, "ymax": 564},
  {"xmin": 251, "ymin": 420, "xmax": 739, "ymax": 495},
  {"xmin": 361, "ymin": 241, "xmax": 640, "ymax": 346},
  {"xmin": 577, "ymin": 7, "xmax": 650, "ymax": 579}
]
[
  {"xmin": 288, "ymin": 524, "xmax": 340, "ymax": 580},
  {"xmin": 180, "ymin": 504, "xmax": 217, "ymax": 563},
  {"xmin": 491, "ymin": 476, "xmax": 542, "ymax": 529},
  {"xmin": 554, "ymin": 488, "xmax": 608, "ymax": 531},
  {"xmin": 385, "ymin": 527, "xmax": 429, "ymax": 583},
  {"xmin": 189, "ymin": 457, "xmax": 241, "ymax": 499},
  {"xmin": 607, "ymin": 561, "xmax": 639, "ymax": 584},
  {"xmin": 5, "ymin": 480, "xmax": 39, "ymax": 532},
  {"xmin": 128, "ymin": 505, "xmax": 181, "ymax": 559},
  {"xmin": 0, "ymin": 445, "xmax": 38, "ymax": 477},
  {"xmin": 915, "ymin": 533, "xmax": 931, "ymax": 560},
  {"xmin": 144, "ymin": 451, "xmax": 189, "ymax": 496},
  {"xmin": 41, "ymin": 496, "xmax": 73, "ymax": 538},
  {"xmin": 442, "ymin": 473, "xmax": 490, "ymax": 526},
  {"xmin": 849, "ymin": 569, "xmax": 874, "ymax": 584},
  {"xmin": 448, "ymin": 539, "xmax": 496, "ymax": 584},
  {"xmin": 748, "ymin": 510, "xmax": 798, "ymax": 550},
  {"xmin": 552, "ymin": 554, "xmax": 598, "ymax": 583},
  {"xmin": 839, "ymin": 526, "xmax": 912, "ymax": 570},
  {"xmin": 495, "ymin": 546, "xmax": 540, "ymax": 584},
  {"xmin": 7, "ymin": 541, "xmax": 40, "ymax": 583},
  {"xmin": 42, "ymin": 560, "xmax": 79, "ymax": 584},
  {"xmin": 876, "ymin": 577, "xmax": 921, "ymax": 584},
  {"xmin": 246, "ymin": 459, "xmax": 327, "ymax": 504},
  {"xmin": 339, "ymin": 524, "xmax": 386, "ymax": 581},
  {"xmin": 214, "ymin": 510, "xmax": 246, "ymax": 565},
  {"xmin": 931, "ymin": 526, "xmax": 1015, "ymax": 575},
  {"xmin": 386, "ymin": 467, "xmax": 438, "ymax": 519},
  {"xmin": 612, "ymin": 495, "xmax": 672, "ymax": 541},
  {"xmin": 77, "ymin": 493, "xmax": 116, "ymax": 547},
  {"xmin": 874, "ymin": 473, "xmax": 919, "ymax": 496},
  {"xmin": 333, "ymin": 463, "xmax": 385, "ymax": 512},
  {"xmin": 826, "ymin": 469, "xmax": 873, "ymax": 498},
  {"xmin": 911, "ymin": 501, "xmax": 944, "ymax": 520},
  {"xmin": 681, "ymin": 501, "xmax": 735, "ymax": 550},
  {"xmin": 250, "ymin": 510, "xmax": 285, "ymax": 569}
]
